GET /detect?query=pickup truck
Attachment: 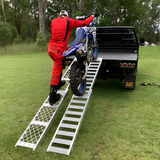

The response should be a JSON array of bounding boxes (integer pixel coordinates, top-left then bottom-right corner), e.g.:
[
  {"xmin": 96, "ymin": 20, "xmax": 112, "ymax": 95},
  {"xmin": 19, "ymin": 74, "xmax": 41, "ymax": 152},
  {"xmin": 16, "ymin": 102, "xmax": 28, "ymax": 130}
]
[
  {"xmin": 96, "ymin": 26, "xmax": 144, "ymax": 89},
  {"xmin": 66, "ymin": 26, "xmax": 144, "ymax": 90}
]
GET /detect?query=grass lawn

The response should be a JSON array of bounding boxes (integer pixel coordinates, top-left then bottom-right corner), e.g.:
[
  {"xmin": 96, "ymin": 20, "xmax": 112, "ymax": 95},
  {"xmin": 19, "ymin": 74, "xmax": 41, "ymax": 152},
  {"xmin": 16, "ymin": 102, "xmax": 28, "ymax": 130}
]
[{"xmin": 0, "ymin": 45, "xmax": 160, "ymax": 160}]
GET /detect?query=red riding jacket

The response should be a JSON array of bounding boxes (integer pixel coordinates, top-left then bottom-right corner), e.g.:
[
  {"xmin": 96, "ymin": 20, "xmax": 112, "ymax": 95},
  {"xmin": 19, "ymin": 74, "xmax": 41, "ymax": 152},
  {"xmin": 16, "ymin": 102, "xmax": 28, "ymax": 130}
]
[{"xmin": 49, "ymin": 16, "xmax": 94, "ymax": 49}]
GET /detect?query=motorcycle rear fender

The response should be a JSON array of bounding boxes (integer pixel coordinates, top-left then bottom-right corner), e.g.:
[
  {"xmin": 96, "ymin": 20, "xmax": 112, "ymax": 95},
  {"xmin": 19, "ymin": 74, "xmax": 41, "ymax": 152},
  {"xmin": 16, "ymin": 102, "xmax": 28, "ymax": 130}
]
[
  {"xmin": 62, "ymin": 43, "xmax": 86, "ymax": 57},
  {"xmin": 62, "ymin": 46, "xmax": 77, "ymax": 56}
]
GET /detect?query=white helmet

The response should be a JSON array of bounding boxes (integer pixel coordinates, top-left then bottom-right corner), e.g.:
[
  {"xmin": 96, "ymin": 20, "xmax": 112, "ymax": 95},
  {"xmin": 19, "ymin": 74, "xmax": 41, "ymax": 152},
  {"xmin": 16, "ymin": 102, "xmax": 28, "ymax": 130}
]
[{"xmin": 59, "ymin": 10, "xmax": 69, "ymax": 17}]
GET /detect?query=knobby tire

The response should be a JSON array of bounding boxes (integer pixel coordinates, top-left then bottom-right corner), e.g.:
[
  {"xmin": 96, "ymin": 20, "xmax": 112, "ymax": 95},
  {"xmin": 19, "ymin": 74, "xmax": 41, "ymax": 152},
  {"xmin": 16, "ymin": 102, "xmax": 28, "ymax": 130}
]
[{"xmin": 70, "ymin": 61, "xmax": 86, "ymax": 96}]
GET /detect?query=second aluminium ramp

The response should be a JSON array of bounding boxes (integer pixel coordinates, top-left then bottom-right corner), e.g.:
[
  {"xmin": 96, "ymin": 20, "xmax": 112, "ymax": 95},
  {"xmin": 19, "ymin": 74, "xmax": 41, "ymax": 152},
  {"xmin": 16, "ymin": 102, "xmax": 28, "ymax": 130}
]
[{"xmin": 47, "ymin": 58, "xmax": 102, "ymax": 155}]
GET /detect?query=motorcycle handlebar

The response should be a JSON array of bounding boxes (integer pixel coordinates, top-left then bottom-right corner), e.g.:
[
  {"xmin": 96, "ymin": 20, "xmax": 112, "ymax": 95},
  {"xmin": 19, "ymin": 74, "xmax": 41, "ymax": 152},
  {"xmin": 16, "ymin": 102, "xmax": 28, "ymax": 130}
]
[
  {"xmin": 76, "ymin": 13, "xmax": 99, "ymax": 20},
  {"xmin": 76, "ymin": 15, "xmax": 90, "ymax": 20}
]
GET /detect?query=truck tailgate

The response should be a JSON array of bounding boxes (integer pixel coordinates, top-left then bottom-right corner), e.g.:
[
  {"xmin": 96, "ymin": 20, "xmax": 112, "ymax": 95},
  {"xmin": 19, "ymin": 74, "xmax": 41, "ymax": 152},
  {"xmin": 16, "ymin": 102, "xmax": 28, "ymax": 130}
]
[{"xmin": 98, "ymin": 52, "xmax": 138, "ymax": 61}]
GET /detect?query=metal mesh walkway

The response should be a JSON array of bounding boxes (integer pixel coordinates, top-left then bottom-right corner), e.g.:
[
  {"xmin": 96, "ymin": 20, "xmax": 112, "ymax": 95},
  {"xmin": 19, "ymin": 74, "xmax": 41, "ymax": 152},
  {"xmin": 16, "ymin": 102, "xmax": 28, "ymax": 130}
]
[{"xmin": 15, "ymin": 60, "xmax": 74, "ymax": 150}]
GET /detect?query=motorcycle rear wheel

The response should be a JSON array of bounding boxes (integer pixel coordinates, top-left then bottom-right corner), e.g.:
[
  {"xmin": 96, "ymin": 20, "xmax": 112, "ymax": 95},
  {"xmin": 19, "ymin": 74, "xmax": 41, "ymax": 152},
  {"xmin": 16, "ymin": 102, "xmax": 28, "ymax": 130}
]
[{"xmin": 70, "ymin": 61, "xmax": 86, "ymax": 96}]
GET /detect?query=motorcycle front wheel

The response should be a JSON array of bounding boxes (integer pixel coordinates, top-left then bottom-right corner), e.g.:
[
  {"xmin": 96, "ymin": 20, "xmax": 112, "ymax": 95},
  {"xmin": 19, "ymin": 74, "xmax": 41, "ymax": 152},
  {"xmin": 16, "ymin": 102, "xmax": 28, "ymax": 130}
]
[{"xmin": 70, "ymin": 61, "xmax": 86, "ymax": 96}]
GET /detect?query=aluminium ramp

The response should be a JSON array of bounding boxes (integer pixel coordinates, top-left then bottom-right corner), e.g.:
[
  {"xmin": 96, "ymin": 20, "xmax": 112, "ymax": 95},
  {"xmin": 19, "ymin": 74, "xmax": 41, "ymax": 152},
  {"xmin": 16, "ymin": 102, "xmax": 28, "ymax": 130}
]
[
  {"xmin": 47, "ymin": 58, "xmax": 102, "ymax": 155},
  {"xmin": 15, "ymin": 59, "xmax": 75, "ymax": 150}
]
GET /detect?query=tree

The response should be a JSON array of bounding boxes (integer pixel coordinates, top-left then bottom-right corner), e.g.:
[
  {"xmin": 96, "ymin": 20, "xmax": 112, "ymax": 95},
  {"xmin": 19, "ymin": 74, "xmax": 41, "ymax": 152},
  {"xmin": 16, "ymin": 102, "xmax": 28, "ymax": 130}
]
[
  {"xmin": 9, "ymin": 0, "xmax": 22, "ymax": 34},
  {"xmin": 1, "ymin": 0, "xmax": 6, "ymax": 23},
  {"xmin": 29, "ymin": 0, "xmax": 39, "ymax": 41},
  {"xmin": 76, "ymin": 0, "xmax": 84, "ymax": 13},
  {"xmin": 0, "ymin": 0, "xmax": 158, "ymax": 44},
  {"xmin": 8, "ymin": 0, "xmax": 30, "ymax": 35},
  {"xmin": 0, "ymin": 22, "xmax": 12, "ymax": 54},
  {"xmin": 38, "ymin": 0, "xmax": 47, "ymax": 38},
  {"xmin": 149, "ymin": 0, "xmax": 160, "ymax": 43}
]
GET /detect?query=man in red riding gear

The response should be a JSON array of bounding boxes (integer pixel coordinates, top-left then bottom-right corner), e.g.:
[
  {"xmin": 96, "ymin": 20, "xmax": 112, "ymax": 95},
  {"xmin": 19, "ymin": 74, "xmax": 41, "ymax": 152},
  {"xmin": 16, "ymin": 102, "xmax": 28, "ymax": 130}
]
[{"xmin": 48, "ymin": 10, "xmax": 95, "ymax": 105}]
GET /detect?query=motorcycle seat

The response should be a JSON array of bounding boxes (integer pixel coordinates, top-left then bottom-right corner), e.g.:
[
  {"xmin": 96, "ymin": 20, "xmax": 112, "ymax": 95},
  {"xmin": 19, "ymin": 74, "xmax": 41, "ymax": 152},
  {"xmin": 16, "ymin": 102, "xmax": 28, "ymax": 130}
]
[{"xmin": 70, "ymin": 28, "xmax": 84, "ymax": 46}]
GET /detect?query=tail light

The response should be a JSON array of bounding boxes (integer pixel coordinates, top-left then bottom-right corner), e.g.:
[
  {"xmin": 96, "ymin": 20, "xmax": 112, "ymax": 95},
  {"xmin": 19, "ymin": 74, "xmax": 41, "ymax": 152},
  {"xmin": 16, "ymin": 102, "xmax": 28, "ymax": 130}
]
[
  {"xmin": 65, "ymin": 61, "xmax": 71, "ymax": 66},
  {"xmin": 120, "ymin": 62, "xmax": 135, "ymax": 68},
  {"xmin": 76, "ymin": 49, "xmax": 87, "ymax": 57}
]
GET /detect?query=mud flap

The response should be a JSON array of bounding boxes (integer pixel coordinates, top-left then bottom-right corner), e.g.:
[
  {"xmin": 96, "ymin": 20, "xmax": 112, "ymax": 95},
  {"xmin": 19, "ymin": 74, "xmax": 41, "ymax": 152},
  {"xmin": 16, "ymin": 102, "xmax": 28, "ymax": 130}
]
[{"xmin": 124, "ymin": 69, "xmax": 136, "ymax": 90}]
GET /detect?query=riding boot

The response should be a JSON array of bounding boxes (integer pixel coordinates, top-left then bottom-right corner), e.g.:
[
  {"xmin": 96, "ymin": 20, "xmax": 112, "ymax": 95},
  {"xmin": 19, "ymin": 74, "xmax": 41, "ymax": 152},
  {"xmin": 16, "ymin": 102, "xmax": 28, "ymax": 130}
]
[
  {"xmin": 49, "ymin": 85, "xmax": 61, "ymax": 105},
  {"xmin": 57, "ymin": 80, "xmax": 66, "ymax": 90},
  {"xmin": 57, "ymin": 73, "xmax": 66, "ymax": 90}
]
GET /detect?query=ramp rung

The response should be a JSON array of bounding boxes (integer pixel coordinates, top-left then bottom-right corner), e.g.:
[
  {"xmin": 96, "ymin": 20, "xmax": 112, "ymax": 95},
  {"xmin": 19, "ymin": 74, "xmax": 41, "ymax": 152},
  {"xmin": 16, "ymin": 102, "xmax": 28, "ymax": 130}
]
[
  {"xmin": 90, "ymin": 60, "xmax": 100, "ymax": 65},
  {"xmin": 86, "ymin": 82, "xmax": 92, "ymax": 85},
  {"xmin": 48, "ymin": 146, "xmax": 69, "ymax": 155},
  {"xmin": 66, "ymin": 111, "xmax": 83, "ymax": 116},
  {"xmin": 57, "ymin": 130, "xmax": 75, "ymax": 136},
  {"xmin": 87, "ymin": 78, "xmax": 93, "ymax": 81},
  {"xmin": 88, "ymin": 68, "xmax": 98, "ymax": 70},
  {"xmin": 87, "ymin": 71, "xmax": 96, "ymax": 74},
  {"xmin": 47, "ymin": 58, "xmax": 102, "ymax": 155},
  {"xmin": 86, "ymin": 86, "xmax": 91, "ymax": 89},
  {"xmin": 68, "ymin": 105, "xmax": 84, "ymax": 110},
  {"xmin": 62, "ymin": 78, "xmax": 70, "ymax": 81},
  {"xmin": 30, "ymin": 121, "xmax": 48, "ymax": 126},
  {"xmin": 63, "ymin": 117, "xmax": 80, "ymax": 122},
  {"xmin": 16, "ymin": 141, "xmax": 36, "ymax": 149},
  {"xmin": 71, "ymin": 100, "xmax": 86, "ymax": 104},
  {"xmin": 61, "ymin": 123, "xmax": 78, "ymax": 129},
  {"xmin": 90, "ymin": 63, "xmax": 99, "ymax": 65},
  {"xmin": 53, "ymin": 138, "xmax": 72, "ymax": 145},
  {"xmin": 74, "ymin": 94, "xmax": 89, "ymax": 99},
  {"xmin": 86, "ymin": 75, "xmax": 94, "ymax": 78},
  {"xmin": 89, "ymin": 66, "xmax": 98, "ymax": 68},
  {"xmin": 85, "ymin": 90, "xmax": 89, "ymax": 94}
]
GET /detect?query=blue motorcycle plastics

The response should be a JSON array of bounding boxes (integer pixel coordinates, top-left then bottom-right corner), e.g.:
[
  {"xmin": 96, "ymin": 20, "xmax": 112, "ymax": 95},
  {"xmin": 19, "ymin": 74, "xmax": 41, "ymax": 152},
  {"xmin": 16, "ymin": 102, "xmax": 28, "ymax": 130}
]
[
  {"xmin": 95, "ymin": 48, "xmax": 98, "ymax": 58},
  {"xmin": 70, "ymin": 28, "xmax": 85, "ymax": 46},
  {"xmin": 62, "ymin": 46, "xmax": 77, "ymax": 56},
  {"xmin": 62, "ymin": 17, "xmax": 98, "ymax": 96},
  {"xmin": 62, "ymin": 22, "xmax": 96, "ymax": 58},
  {"xmin": 83, "ymin": 28, "xmax": 89, "ymax": 39},
  {"xmin": 89, "ymin": 22, "xmax": 94, "ymax": 27},
  {"xmin": 62, "ymin": 43, "xmax": 86, "ymax": 57}
]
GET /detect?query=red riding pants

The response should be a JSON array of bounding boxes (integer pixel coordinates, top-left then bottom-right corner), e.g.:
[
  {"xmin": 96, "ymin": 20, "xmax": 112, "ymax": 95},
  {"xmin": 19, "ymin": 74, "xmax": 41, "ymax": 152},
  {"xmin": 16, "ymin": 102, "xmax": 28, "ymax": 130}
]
[{"xmin": 48, "ymin": 45, "xmax": 65, "ymax": 86}]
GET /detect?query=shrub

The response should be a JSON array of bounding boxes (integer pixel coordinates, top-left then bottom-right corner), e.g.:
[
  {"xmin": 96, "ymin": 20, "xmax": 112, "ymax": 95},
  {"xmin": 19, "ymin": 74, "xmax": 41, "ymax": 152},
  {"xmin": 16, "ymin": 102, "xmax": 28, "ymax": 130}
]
[
  {"xmin": 36, "ymin": 31, "xmax": 46, "ymax": 46},
  {"xmin": 26, "ymin": 37, "xmax": 32, "ymax": 44},
  {"xmin": 45, "ymin": 32, "xmax": 51, "ymax": 43},
  {"xmin": 9, "ymin": 25, "xmax": 18, "ymax": 42},
  {"xmin": 13, "ymin": 35, "xmax": 23, "ymax": 44},
  {"xmin": 98, "ymin": 18, "xmax": 111, "ymax": 26}
]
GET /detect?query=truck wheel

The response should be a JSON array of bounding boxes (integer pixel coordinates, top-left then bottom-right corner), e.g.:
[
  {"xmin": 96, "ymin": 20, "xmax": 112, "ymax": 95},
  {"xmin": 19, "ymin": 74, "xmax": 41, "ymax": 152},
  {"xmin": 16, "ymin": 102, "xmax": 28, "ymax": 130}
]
[{"xmin": 70, "ymin": 61, "xmax": 86, "ymax": 96}]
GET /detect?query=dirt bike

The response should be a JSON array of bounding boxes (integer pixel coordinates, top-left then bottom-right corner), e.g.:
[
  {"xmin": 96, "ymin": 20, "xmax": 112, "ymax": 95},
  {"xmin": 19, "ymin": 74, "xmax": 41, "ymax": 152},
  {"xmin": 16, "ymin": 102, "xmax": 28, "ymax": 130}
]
[{"xmin": 62, "ymin": 15, "xmax": 98, "ymax": 96}]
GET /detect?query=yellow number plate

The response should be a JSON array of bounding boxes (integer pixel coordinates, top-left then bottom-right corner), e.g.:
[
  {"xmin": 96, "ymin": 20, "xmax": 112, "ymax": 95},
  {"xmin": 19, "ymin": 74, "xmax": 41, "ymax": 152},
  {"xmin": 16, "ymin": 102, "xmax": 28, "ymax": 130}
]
[{"xmin": 126, "ymin": 82, "xmax": 133, "ymax": 87}]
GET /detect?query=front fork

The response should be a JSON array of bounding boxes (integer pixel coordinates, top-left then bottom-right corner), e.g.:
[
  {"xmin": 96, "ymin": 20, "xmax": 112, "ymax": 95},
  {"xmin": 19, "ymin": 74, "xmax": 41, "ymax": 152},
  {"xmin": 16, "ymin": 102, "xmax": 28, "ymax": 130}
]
[
  {"xmin": 78, "ymin": 36, "xmax": 91, "ymax": 80},
  {"xmin": 82, "ymin": 60, "xmax": 89, "ymax": 80}
]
